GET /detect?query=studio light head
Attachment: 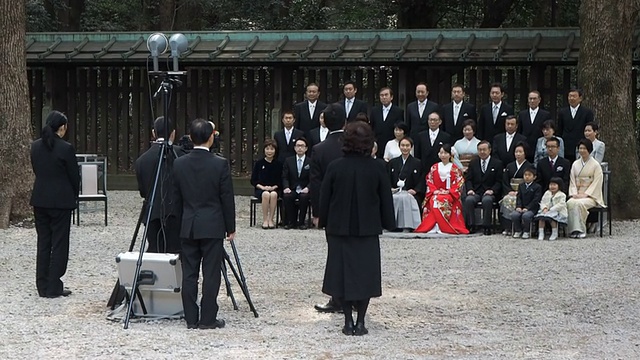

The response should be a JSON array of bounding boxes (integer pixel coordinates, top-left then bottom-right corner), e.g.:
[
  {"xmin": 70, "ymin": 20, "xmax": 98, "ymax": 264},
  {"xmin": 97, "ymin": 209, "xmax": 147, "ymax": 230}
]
[
  {"xmin": 169, "ymin": 34, "xmax": 189, "ymax": 72},
  {"xmin": 146, "ymin": 33, "xmax": 168, "ymax": 72},
  {"xmin": 146, "ymin": 32, "xmax": 189, "ymax": 73}
]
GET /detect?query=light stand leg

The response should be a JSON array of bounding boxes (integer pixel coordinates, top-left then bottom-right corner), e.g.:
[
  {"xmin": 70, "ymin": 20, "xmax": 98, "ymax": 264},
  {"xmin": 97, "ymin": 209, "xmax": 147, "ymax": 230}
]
[{"xmin": 221, "ymin": 261, "xmax": 238, "ymax": 310}]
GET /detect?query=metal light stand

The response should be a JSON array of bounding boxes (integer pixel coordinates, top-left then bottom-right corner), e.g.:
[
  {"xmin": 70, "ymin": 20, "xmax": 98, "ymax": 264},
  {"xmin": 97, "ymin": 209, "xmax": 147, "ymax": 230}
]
[{"xmin": 123, "ymin": 71, "xmax": 185, "ymax": 329}]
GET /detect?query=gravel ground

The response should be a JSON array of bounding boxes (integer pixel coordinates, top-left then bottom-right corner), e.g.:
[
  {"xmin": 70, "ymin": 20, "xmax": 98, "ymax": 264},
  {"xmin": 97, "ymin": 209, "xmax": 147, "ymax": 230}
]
[{"xmin": 1, "ymin": 191, "xmax": 639, "ymax": 359}]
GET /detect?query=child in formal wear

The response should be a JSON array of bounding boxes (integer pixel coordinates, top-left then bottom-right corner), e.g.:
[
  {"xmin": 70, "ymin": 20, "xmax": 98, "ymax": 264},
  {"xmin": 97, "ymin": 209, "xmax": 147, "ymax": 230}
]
[
  {"xmin": 534, "ymin": 177, "xmax": 568, "ymax": 241},
  {"xmin": 510, "ymin": 167, "xmax": 542, "ymax": 239}
]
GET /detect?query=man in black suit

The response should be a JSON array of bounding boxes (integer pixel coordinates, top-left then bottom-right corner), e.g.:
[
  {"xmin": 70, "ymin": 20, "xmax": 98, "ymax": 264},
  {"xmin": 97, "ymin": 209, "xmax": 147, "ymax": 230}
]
[
  {"xmin": 387, "ymin": 138, "xmax": 424, "ymax": 206},
  {"xmin": 536, "ymin": 137, "xmax": 571, "ymax": 194},
  {"xmin": 556, "ymin": 88, "xmax": 595, "ymax": 162},
  {"xmin": 518, "ymin": 91, "xmax": 551, "ymax": 161},
  {"xmin": 441, "ymin": 84, "xmax": 477, "ymax": 142},
  {"xmin": 478, "ymin": 83, "xmax": 514, "ymax": 141},
  {"xmin": 172, "ymin": 119, "xmax": 236, "ymax": 330},
  {"xmin": 282, "ymin": 138, "xmax": 312, "ymax": 230},
  {"xmin": 307, "ymin": 112, "xmax": 329, "ymax": 149},
  {"xmin": 30, "ymin": 111, "xmax": 80, "ymax": 298},
  {"xmin": 274, "ymin": 111, "xmax": 305, "ymax": 162},
  {"xmin": 414, "ymin": 112, "xmax": 452, "ymax": 175},
  {"xmin": 342, "ymin": 81, "xmax": 369, "ymax": 122},
  {"xmin": 405, "ymin": 83, "xmax": 440, "ymax": 138},
  {"xmin": 135, "ymin": 117, "xmax": 186, "ymax": 253},
  {"xmin": 309, "ymin": 103, "xmax": 346, "ymax": 313},
  {"xmin": 370, "ymin": 87, "xmax": 405, "ymax": 158},
  {"xmin": 492, "ymin": 115, "xmax": 527, "ymax": 165},
  {"xmin": 294, "ymin": 83, "xmax": 327, "ymax": 138},
  {"xmin": 463, "ymin": 140, "xmax": 504, "ymax": 235}
]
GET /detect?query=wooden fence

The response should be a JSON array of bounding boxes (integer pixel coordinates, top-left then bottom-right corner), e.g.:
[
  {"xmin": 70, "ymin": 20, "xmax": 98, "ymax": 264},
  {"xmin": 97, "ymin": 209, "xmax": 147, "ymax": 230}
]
[{"xmin": 27, "ymin": 64, "xmax": 592, "ymax": 176}]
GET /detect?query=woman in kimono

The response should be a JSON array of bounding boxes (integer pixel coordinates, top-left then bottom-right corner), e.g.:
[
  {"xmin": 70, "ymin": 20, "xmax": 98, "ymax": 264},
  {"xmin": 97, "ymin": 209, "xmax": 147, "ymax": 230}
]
[
  {"xmin": 567, "ymin": 139, "xmax": 604, "ymax": 238},
  {"xmin": 575, "ymin": 121, "xmax": 605, "ymax": 163},
  {"xmin": 388, "ymin": 137, "xmax": 422, "ymax": 231},
  {"xmin": 499, "ymin": 142, "xmax": 533, "ymax": 235},
  {"xmin": 453, "ymin": 119, "xmax": 480, "ymax": 172},
  {"xmin": 414, "ymin": 144, "xmax": 468, "ymax": 234}
]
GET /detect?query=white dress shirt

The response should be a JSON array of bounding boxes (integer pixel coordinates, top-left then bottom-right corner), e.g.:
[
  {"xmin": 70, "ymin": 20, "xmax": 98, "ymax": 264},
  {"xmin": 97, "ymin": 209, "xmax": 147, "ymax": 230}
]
[
  {"xmin": 529, "ymin": 107, "xmax": 538, "ymax": 123},
  {"xmin": 319, "ymin": 126, "xmax": 329, "ymax": 142},
  {"xmin": 308, "ymin": 101, "xmax": 317, "ymax": 118},
  {"xmin": 383, "ymin": 104, "xmax": 392, "ymax": 121}
]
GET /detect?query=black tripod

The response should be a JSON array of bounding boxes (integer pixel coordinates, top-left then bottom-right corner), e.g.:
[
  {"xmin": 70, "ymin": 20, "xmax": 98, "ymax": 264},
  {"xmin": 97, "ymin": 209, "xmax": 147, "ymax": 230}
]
[{"xmin": 123, "ymin": 74, "xmax": 182, "ymax": 329}]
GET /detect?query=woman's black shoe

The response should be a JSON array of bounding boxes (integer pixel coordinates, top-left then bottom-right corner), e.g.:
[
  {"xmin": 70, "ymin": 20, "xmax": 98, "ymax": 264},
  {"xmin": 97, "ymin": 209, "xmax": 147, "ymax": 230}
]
[
  {"xmin": 353, "ymin": 322, "xmax": 368, "ymax": 336},
  {"xmin": 342, "ymin": 322, "xmax": 355, "ymax": 335}
]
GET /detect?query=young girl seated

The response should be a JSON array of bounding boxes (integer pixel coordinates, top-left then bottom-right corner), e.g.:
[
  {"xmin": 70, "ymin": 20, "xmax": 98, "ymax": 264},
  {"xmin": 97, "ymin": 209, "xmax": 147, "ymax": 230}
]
[{"xmin": 534, "ymin": 177, "xmax": 568, "ymax": 241}]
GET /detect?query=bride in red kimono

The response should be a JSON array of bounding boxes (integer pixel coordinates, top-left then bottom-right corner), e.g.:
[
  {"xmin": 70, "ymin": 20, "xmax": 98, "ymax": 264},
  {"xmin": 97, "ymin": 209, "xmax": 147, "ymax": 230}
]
[{"xmin": 414, "ymin": 144, "xmax": 469, "ymax": 234}]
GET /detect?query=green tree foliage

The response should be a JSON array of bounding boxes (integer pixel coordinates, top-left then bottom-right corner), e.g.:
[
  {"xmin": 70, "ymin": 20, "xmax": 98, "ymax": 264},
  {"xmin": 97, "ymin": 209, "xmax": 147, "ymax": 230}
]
[{"xmin": 25, "ymin": 0, "xmax": 580, "ymax": 32}]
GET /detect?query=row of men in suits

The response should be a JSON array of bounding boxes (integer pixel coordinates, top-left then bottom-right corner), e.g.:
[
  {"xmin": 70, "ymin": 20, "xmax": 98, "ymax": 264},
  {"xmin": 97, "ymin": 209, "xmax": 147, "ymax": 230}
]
[{"xmin": 290, "ymin": 81, "xmax": 594, "ymax": 163}]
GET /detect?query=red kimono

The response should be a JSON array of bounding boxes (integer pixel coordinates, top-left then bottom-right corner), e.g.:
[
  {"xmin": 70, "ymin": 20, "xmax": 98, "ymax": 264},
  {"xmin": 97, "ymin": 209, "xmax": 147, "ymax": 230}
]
[{"xmin": 414, "ymin": 162, "xmax": 469, "ymax": 234}]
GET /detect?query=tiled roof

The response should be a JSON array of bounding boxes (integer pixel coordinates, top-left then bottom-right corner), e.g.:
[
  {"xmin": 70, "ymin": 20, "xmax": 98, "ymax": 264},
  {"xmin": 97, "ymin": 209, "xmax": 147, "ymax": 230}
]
[{"xmin": 24, "ymin": 29, "xmax": 614, "ymax": 64}]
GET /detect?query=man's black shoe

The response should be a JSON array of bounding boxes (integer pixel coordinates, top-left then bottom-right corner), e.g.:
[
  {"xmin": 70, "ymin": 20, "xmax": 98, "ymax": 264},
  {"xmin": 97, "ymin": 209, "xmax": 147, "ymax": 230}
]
[
  {"xmin": 299, "ymin": 224, "xmax": 308, "ymax": 230},
  {"xmin": 186, "ymin": 323, "xmax": 198, "ymax": 329},
  {"xmin": 353, "ymin": 322, "xmax": 368, "ymax": 336},
  {"xmin": 284, "ymin": 224, "xmax": 293, "ymax": 230},
  {"xmin": 199, "ymin": 319, "xmax": 225, "ymax": 329},
  {"xmin": 46, "ymin": 289, "xmax": 72, "ymax": 298},
  {"xmin": 342, "ymin": 322, "xmax": 355, "ymax": 335},
  {"xmin": 314, "ymin": 300, "xmax": 342, "ymax": 313}
]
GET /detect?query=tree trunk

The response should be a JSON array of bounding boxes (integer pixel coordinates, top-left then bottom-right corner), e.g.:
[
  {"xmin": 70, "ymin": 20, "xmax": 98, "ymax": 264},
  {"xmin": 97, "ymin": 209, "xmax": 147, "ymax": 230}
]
[
  {"xmin": 0, "ymin": 0, "xmax": 34, "ymax": 228},
  {"xmin": 578, "ymin": 0, "xmax": 640, "ymax": 218}
]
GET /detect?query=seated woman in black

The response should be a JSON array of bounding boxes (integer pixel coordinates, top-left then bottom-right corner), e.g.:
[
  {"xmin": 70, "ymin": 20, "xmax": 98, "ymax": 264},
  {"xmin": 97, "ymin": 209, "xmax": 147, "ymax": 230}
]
[{"xmin": 250, "ymin": 139, "xmax": 282, "ymax": 229}]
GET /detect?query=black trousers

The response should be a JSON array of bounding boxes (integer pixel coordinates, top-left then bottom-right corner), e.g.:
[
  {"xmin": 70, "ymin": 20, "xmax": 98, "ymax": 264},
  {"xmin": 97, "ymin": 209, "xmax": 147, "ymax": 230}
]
[
  {"xmin": 283, "ymin": 192, "xmax": 310, "ymax": 226},
  {"xmin": 180, "ymin": 237, "xmax": 223, "ymax": 326},
  {"xmin": 34, "ymin": 207, "xmax": 72, "ymax": 296},
  {"xmin": 145, "ymin": 216, "xmax": 181, "ymax": 253},
  {"xmin": 463, "ymin": 193, "xmax": 496, "ymax": 227}
]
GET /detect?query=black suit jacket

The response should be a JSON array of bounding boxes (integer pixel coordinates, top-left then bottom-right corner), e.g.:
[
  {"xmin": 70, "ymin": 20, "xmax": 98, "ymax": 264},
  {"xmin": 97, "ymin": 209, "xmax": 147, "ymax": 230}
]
[
  {"xmin": 135, "ymin": 143, "xmax": 186, "ymax": 220},
  {"xmin": 310, "ymin": 131, "xmax": 344, "ymax": 216},
  {"xmin": 405, "ymin": 100, "xmax": 440, "ymax": 138},
  {"xmin": 30, "ymin": 137, "xmax": 80, "ymax": 210},
  {"xmin": 294, "ymin": 100, "xmax": 327, "ymax": 137},
  {"xmin": 414, "ymin": 129, "xmax": 452, "ymax": 175},
  {"xmin": 492, "ymin": 132, "xmax": 527, "ymax": 165},
  {"xmin": 441, "ymin": 101, "xmax": 477, "ymax": 142},
  {"xmin": 370, "ymin": 104, "xmax": 405, "ymax": 158},
  {"xmin": 172, "ymin": 149, "xmax": 235, "ymax": 239},
  {"xmin": 517, "ymin": 108, "xmax": 551, "ymax": 156},
  {"xmin": 282, "ymin": 155, "xmax": 311, "ymax": 191},
  {"xmin": 465, "ymin": 156, "xmax": 504, "ymax": 197},
  {"xmin": 515, "ymin": 182, "xmax": 543, "ymax": 213},
  {"xmin": 478, "ymin": 102, "xmax": 514, "ymax": 141},
  {"xmin": 274, "ymin": 128, "xmax": 305, "ymax": 162},
  {"xmin": 319, "ymin": 156, "xmax": 396, "ymax": 235},
  {"xmin": 307, "ymin": 126, "xmax": 328, "ymax": 149},
  {"xmin": 557, "ymin": 105, "xmax": 595, "ymax": 161},
  {"xmin": 536, "ymin": 156, "xmax": 571, "ymax": 194},
  {"xmin": 344, "ymin": 98, "xmax": 369, "ymax": 122}
]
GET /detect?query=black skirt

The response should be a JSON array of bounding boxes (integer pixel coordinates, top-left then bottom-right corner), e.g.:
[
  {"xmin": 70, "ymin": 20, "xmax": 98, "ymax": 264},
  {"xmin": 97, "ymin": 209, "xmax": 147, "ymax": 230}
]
[{"xmin": 322, "ymin": 234, "xmax": 382, "ymax": 301}]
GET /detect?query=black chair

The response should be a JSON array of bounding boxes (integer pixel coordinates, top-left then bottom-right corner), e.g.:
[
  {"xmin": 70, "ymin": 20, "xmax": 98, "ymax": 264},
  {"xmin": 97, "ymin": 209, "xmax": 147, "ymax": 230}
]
[
  {"xmin": 588, "ymin": 170, "xmax": 611, "ymax": 237},
  {"xmin": 249, "ymin": 197, "xmax": 281, "ymax": 227}
]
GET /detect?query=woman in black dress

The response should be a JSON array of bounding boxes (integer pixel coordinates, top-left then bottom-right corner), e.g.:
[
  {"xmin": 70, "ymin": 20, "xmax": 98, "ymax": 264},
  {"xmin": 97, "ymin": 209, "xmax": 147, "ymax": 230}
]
[
  {"xmin": 250, "ymin": 139, "xmax": 282, "ymax": 229},
  {"xmin": 319, "ymin": 121, "xmax": 395, "ymax": 336},
  {"xmin": 30, "ymin": 111, "xmax": 80, "ymax": 298}
]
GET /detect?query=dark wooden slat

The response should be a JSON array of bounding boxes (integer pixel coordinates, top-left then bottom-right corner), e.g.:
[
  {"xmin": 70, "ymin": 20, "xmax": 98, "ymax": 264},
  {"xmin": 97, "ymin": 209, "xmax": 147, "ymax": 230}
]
[
  {"xmin": 211, "ymin": 69, "xmax": 221, "ymax": 128},
  {"xmin": 223, "ymin": 69, "xmax": 233, "ymax": 161},
  {"xmin": 549, "ymin": 67, "xmax": 559, "ymax": 117},
  {"xmin": 331, "ymin": 69, "xmax": 340, "ymax": 103},
  {"xmin": 109, "ymin": 69, "xmax": 120, "ymax": 173},
  {"xmin": 131, "ymin": 69, "xmax": 141, "ymax": 160},
  {"xmin": 318, "ymin": 69, "xmax": 328, "ymax": 102},
  {"xmin": 562, "ymin": 68, "xmax": 573, "ymax": 106},
  {"xmin": 257, "ymin": 68, "xmax": 266, "ymax": 148},
  {"xmin": 246, "ymin": 69, "xmax": 256, "ymax": 164},
  {"xmin": 506, "ymin": 69, "xmax": 516, "ymax": 109},
  {"xmin": 234, "ymin": 68, "xmax": 244, "ymax": 174},
  {"xmin": 120, "ymin": 68, "xmax": 131, "ymax": 172},
  {"xmin": 77, "ymin": 68, "xmax": 88, "ymax": 153},
  {"xmin": 140, "ymin": 68, "xmax": 151, "ymax": 147},
  {"xmin": 520, "ymin": 68, "xmax": 530, "ymax": 112},
  {"xmin": 481, "ymin": 69, "xmax": 491, "ymax": 105},
  {"xmin": 296, "ymin": 69, "xmax": 305, "ymax": 104},
  {"xmin": 33, "ymin": 69, "xmax": 44, "ymax": 135},
  {"xmin": 67, "ymin": 69, "xmax": 77, "ymax": 148},
  {"xmin": 200, "ymin": 69, "xmax": 211, "ymax": 122},
  {"xmin": 468, "ymin": 69, "xmax": 478, "ymax": 109}
]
